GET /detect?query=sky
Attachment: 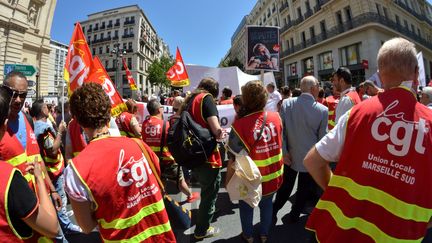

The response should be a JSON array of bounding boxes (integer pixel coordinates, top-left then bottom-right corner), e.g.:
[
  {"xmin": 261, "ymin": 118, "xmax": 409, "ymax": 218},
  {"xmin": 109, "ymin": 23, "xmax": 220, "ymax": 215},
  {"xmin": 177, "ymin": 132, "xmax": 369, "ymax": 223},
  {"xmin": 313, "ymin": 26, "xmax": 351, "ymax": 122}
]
[{"xmin": 51, "ymin": 1, "xmax": 257, "ymax": 68}]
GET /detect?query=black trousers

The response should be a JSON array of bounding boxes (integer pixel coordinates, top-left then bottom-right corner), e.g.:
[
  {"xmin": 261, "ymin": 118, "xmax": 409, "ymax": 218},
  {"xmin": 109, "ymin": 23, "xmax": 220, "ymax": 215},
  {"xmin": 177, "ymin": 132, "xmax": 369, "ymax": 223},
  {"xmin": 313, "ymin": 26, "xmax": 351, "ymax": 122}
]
[{"xmin": 273, "ymin": 165, "xmax": 321, "ymax": 218}]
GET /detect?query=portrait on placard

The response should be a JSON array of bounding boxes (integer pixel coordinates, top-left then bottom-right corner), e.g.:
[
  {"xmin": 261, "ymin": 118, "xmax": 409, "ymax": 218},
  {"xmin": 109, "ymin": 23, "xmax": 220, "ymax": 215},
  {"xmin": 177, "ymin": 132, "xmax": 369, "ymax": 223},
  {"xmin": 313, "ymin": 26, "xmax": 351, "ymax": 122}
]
[{"xmin": 246, "ymin": 26, "xmax": 280, "ymax": 71}]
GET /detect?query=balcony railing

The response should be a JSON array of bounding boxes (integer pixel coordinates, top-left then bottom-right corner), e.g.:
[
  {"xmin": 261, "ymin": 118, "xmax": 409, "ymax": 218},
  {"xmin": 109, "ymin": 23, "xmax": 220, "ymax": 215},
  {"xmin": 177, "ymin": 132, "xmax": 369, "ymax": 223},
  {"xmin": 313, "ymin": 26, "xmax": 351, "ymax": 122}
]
[
  {"xmin": 394, "ymin": 0, "xmax": 432, "ymax": 26},
  {"xmin": 124, "ymin": 20, "xmax": 136, "ymax": 25},
  {"xmin": 279, "ymin": 2, "xmax": 289, "ymax": 13},
  {"xmin": 280, "ymin": 12, "xmax": 432, "ymax": 58},
  {"xmin": 122, "ymin": 33, "xmax": 135, "ymax": 39},
  {"xmin": 304, "ymin": 9, "xmax": 313, "ymax": 20},
  {"xmin": 114, "ymin": 22, "xmax": 120, "ymax": 27}
]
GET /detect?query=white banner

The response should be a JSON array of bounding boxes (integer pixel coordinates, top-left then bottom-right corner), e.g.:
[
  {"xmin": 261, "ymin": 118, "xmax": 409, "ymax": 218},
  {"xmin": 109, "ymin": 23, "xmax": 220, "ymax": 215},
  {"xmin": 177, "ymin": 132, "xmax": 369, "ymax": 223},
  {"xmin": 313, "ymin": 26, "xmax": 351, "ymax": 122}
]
[{"xmin": 417, "ymin": 52, "xmax": 426, "ymax": 87}]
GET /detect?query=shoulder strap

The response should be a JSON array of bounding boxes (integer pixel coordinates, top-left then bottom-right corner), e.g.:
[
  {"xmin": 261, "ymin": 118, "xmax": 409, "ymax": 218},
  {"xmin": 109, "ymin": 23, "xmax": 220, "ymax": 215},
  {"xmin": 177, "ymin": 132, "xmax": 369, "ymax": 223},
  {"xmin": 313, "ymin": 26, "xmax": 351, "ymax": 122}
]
[
  {"xmin": 132, "ymin": 138, "xmax": 165, "ymax": 193},
  {"xmin": 159, "ymin": 120, "xmax": 166, "ymax": 161},
  {"xmin": 185, "ymin": 94, "xmax": 197, "ymax": 112},
  {"xmin": 252, "ymin": 112, "xmax": 267, "ymax": 148}
]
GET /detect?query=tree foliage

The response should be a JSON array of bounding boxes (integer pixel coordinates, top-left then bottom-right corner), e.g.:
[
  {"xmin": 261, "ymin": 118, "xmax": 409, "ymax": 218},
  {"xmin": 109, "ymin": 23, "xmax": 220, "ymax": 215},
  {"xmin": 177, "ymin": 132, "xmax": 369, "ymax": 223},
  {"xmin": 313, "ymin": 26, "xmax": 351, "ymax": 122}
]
[
  {"xmin": 219, "ymin": 57, "xmax": 245, "ymax": 71},
  {"xmin": 147, "ymin": 56, "xmax": 174, "ymax": 88}
]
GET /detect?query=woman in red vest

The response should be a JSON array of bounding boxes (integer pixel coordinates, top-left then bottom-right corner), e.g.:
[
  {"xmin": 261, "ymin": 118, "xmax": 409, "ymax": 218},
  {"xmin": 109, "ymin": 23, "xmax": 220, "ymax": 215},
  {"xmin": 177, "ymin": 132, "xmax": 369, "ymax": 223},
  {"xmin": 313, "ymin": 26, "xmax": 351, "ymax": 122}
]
[
  {"xmin": 115, "ymin": 98, "xmax": 141, "ymax": 138},
  {"xmin": 64, "ymin": 83, "xmax": 175, "ymax": 242},
  {"xmin": 228, "ymin": 80, "xmax": 284, "ymax": 243},
  {"xmin": 181, "ymin": 77, "xmax": 224, "ymax": 240},
  {"xmin": 0, "ymin": 85, "xmax": 58, "ymax": 241}
]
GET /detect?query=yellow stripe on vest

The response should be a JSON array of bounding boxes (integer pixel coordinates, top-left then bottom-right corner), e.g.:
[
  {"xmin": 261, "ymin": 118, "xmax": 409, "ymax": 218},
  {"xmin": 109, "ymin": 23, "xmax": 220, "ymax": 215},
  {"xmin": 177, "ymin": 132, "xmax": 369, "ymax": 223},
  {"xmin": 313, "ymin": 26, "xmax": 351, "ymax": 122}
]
[
  {"xmin": 328, "ymin": 120, "xmax": 336, "ymax": 127},
  {"xmin": 46, "ymin": 159, "xmax": 63, "ymax": 173},
  {"xmin": 261, "ymin": 165, "xmax": 284, "ymax": 182},
  {"xmin": 328, "ymin": 110, "xmax": 335, "ymax": 115},
  {"xmin": 316, "ymin": 200, "xmax": 423, "ymax": 242},
  {"xmin": 254, "ymin": 152, "xmax": 282, "ymax": 167},
  {"xmin": 98, "ymin": 198, "xmax": 165, "ymax": 229},
  {"xmin": 103, "ymin": 222, "xmax": 171, "ymax": 243},
  {"xmin": 330, "ymin": 175, "xmax": 432, "ymax": 222},
  {"xmin": 7, "ymin": 153, "xmax": 27, "ymax": 166},
  {"xmin": 149, "ymin": 146, "xmax": 169, "ymax": 153}
]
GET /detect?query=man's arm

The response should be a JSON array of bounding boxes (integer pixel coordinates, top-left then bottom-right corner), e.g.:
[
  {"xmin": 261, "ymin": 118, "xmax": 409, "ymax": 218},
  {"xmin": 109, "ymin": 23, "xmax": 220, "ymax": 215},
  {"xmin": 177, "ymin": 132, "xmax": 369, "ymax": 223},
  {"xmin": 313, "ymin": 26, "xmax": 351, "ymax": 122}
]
[
  {"xmin": 69, "ymin": 199, "xmax": 97, "ymax": 234},
  {"xmin": 280, "ymin": 101, "xmax": 292, "ymax": 166},
  {"xmin": 304, "ymin": 147, "xmax": 332, "ymax": 190}
]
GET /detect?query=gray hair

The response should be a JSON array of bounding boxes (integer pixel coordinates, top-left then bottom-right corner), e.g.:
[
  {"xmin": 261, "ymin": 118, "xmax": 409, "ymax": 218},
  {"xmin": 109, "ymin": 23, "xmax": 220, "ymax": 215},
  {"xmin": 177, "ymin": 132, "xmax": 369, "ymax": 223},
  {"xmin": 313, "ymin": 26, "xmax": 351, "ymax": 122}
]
[
  {"xmin": 422, "ymin": 87, "xmax": 432, "ymax": 101},
  {"xmin": 377, "ymin": 38, "xmax": 417, "ymax": 80},
  {"xmin": 300, "ymin": 76, "xmax": 318, "ymax": 93}
]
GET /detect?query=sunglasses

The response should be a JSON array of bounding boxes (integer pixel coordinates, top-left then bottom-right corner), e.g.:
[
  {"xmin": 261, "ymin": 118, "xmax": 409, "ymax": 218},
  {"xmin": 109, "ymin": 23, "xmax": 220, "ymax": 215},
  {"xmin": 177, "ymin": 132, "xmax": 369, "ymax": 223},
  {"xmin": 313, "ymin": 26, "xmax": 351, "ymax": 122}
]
[{"xmin": 1, "ymin": 85, "xmax": 27, "ymax": 99}]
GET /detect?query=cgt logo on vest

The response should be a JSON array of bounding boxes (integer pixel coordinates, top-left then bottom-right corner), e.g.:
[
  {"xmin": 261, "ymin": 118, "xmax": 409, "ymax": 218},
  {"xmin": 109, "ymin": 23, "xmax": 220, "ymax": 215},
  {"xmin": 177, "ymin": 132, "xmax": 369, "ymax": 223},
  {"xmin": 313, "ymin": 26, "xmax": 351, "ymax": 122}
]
[
  {"xmin": 117, "ymin": 149, "xmax": 153, "ymax": 188},
  {"xmin": 371, "ymin": 100, "xmax": 429, "ymax": 156},
  {"xmin": 253, "ymin": 121, "xmax": 277, "ymax": 143},
  {"xmin": 144, "ymin": 124, "xmax": 161, "ymax": 137}
]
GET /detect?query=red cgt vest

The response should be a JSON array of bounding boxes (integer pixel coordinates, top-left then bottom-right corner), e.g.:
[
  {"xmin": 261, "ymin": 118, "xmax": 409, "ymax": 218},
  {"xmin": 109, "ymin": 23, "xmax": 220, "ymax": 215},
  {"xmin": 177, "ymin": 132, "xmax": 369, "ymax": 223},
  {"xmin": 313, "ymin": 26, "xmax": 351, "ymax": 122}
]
[
  {"xmin": 231, "ymin": 111, "xmax": 284, "ymax": 196},
  {"xmin": 189, "ymin": 93, "xmax": 222, "ymax": 168},
  {"xmin": 116, "ymin": 111, "xmax": 140, "ymax": 138},
  {"xmin": 0, "ymin": 163, "xmax": 24, "ymax": 242},
  {"xmin": 68, "ymin": 119, "xmax": 87, "ymax": 158},
  {"xmin": 0, "ymin": 112, "xmax": 42, "ymax": 187},
  {"xmin": 38, "ymin": 129, "xmax": 64, "ymax": 181},
  {"xmin": 346, "ymin": 90, "xmax": 361, "ymax": 106},
  {"xmin": 307, "ymin": 87, "xmax": 432, "ymax": 242},
  {"xmin": 71, "ymin": 137, "xmax": 174, "ymax": 242},
  {"xmin": 141, "ymin": 116, "xmax": 174, "ymax": 165},
  {"xmin": 325, "ymin": 95, "xmax": 339, "ymax": 130}
]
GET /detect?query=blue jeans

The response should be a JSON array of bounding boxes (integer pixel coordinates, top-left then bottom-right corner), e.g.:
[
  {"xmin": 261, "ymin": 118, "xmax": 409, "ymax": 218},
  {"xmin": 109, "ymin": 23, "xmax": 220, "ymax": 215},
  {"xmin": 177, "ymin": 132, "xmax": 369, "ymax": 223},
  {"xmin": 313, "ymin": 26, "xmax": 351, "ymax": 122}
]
[
  {"xmin": 54, "ymin": 175, "xmax": 78, "ymax": 237},
  {"xmin": 239, "ymin": 194, "xmax": 274, "ymax": 238}
]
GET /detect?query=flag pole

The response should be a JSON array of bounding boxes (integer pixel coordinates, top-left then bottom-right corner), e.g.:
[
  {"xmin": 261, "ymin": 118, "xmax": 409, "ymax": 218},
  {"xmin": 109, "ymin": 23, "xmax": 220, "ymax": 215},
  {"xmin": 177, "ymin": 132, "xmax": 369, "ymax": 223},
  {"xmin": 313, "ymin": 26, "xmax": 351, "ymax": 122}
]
[{"xmin": 61, "ymin": 79, "xmax": 65, "ymax": 122}]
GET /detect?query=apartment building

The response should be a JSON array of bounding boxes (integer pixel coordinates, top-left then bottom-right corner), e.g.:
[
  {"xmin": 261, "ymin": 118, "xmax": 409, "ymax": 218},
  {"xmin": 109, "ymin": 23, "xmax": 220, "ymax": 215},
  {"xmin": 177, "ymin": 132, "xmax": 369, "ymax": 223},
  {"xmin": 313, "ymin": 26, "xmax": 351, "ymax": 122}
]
[
  {"xmin": 80, "ymin": 5, "xmax": 168, "ymax": 98},
  {"xmin": 279, "ymin": 0, "xmax": 432, "ymax": 87},
  {"xmin": 46, "ymin": 40, "xmax": 68, "ymax": 97},
  {"xmin": 226, "ymin": 0, "xmax": 432, "ymax": 88},
  {"xmin": 0, "ymin": 0, "xmax": 57, "ymax": 97}
]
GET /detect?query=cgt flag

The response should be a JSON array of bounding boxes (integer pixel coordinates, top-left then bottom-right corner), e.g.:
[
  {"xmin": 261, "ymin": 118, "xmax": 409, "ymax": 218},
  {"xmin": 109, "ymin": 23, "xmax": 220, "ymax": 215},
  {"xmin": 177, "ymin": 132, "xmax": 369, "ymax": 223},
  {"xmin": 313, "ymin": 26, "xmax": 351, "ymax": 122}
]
[
  {"xmin": 87, "ymin": 56, "xmax": 127, "ymax": 117},
  {"xmin": 166, "ymin": 47, "xmax": 190, "ymax": 87},
  {"xmin": 122, "ymin": 57, "xmax": 137, "ymax": 90},
  {"xmin": 64, "ymin": 22, "xmax": 93, "ymax": 95}
]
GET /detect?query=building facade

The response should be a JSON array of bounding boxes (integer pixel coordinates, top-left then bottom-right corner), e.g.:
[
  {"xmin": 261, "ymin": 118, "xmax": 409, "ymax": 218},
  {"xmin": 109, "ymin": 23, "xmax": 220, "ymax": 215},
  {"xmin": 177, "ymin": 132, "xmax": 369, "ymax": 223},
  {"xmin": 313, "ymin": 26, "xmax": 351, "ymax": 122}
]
[
  {"xmin": 225, "ymin": 0, "xmax": 432, "ymax": 88},
  {"xmin": 0, "ymin": 0, "xmax": 57, "ymax": 98},
  {"xmin": 80, "ymin": 5, "xmax": 168, "ymax": 98},
  {"xmin": 47, "ymin": 39, "xmax": 67, "ymax": 97},
  {"xmin": 279, "ymin": 0, "xmax": 432, "ymax": 87}
]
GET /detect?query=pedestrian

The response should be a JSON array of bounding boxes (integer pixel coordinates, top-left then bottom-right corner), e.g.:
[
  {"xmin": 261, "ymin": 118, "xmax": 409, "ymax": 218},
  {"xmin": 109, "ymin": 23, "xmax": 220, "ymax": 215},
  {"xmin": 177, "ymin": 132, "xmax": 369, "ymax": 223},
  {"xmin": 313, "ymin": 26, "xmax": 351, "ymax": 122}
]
[
  {"xmin": 304, "ymin": 37, "xmax": 432, "ymax": 242},
  {"xmin": 363, "ymin": 79, "xmax": 384, "ymax": 97},
  {"xmin": 264, "ymin": 83, "xmax": 281, "ymax": 112},
  {"xmin": 332, "ymin": 67, "xmax": 361, "ymax": 124},
  {"xmin": 141, "ymin": 99, "xmax": 199, "ymax": 203},
  {"xmin": 323, "ymin": 86, "xmax": 340, "ymax": 131},
  {"xmin": 420, "ymin": 86, "xmax": 432, "ymax": 108},
  {"xmin": 64, "ymin": 83, "xmax": 175, "ymax": 242},
  {"xmin": 0, "ymin": 73, "xmax": 60, "ymax": 242},
  {"xmin": 219, "ymin": 87, "xmax": 234, "ymax": 105},
  {"xmin": 115, "ymin": 98, "xmax": 142, "ymax": 138},
  {"xmin": 273, "ymin": 76, "xmax": 327, "ymax": 224},
  {"xmin": 30, "ymin": 100, "xmax": 83, "ymax": 239},
  {"xmin": 180, "ymin": 77, "xmax": 223, "ymax": 240},
  {"xmin": 228, "ymin": 80, "xmax": 284, "ymax": 243}
]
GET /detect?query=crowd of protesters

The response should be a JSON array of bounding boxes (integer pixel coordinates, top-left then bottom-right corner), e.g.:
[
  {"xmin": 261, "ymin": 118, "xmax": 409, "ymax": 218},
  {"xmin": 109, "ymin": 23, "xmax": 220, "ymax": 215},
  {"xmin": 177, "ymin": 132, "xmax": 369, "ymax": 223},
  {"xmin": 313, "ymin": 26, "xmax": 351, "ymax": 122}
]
[{"xmin": 0, "ymin": 37, "xmax": 432, "ymax": 243}]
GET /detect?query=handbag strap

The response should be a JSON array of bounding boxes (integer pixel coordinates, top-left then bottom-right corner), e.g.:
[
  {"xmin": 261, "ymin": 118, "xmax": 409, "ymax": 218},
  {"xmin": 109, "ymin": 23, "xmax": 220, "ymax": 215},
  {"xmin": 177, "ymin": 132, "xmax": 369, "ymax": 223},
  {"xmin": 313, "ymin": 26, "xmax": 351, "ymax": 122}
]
[
  {"xmin": 252, "ymin": 112, "xmax": 267, "ymax": 148},
  {"xmin": 132, "ymin": 138, "xmax": 165, "ymax": 194}
]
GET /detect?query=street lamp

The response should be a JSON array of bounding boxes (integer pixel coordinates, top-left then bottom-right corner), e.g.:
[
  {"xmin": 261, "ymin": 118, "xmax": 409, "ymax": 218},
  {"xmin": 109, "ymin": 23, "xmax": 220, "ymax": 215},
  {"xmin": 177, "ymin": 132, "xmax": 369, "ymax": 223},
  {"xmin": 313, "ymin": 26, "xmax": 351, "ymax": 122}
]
[{"xmin": 111, "ymin": 43, "xmax": 126, "ymax": 97}]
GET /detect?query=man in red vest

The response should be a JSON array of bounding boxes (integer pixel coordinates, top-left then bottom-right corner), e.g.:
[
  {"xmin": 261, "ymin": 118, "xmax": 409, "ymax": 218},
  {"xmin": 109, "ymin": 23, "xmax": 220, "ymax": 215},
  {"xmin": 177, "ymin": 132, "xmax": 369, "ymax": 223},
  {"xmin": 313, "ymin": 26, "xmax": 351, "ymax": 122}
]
[
  {"xmin": 304, "ymin": 37, "xmax": 432, "ymax": 242},
  {"xmin": 64, "ymin": 83, "xmax": 175, "ymax": 242},
  {"xmin": 141, "ymin": 99, "xmax": 199, "ymax": 203},
  {"xmin": 332, "ymin": 67, "xmax": 361, "ymax": 125},
  {"xmin": 0, "ymin": 71, "xmax": 61, "ymax": 241},
  {"xmin": 115, "ymin": 99, "xmax": 141, "ymax": 138}
]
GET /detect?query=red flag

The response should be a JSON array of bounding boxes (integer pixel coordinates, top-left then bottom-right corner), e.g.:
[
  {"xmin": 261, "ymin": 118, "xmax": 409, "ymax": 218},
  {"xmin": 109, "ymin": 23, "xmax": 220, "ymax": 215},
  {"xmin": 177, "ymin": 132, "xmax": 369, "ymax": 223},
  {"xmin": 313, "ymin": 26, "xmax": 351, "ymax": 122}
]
[
  {"xmin": 64, "ymin": 22, "xmax": 93, "ymax": 95},
  {"xmin": 121, "ymin": 57, "xmax": 138, "ymax": 91},
  {"xmin": 166, "ymin": 47, "xmax": 190, "ymax": 87},
  {"xmin": 87, "ymin": 56, "xmax": 127, "ymax": 117}
]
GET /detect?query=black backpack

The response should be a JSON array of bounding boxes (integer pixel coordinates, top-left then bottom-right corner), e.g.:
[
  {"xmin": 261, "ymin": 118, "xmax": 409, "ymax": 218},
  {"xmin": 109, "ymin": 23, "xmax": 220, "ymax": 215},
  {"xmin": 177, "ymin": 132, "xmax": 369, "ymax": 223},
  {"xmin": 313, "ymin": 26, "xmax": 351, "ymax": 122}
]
[{"xmin": 167, "ymin": 95, "xmax": 217, "ymax": 169}]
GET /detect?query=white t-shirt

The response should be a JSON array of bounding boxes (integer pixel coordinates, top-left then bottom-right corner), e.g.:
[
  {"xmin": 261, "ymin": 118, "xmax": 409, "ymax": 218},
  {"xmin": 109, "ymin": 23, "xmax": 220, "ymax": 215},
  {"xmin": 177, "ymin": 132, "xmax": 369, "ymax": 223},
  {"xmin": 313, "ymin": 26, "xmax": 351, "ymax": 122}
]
[
  {"xmin": 335, "ymin": 87, "xmax": 356, "ymax": 124},
  {"xmin": 265, "ymin": 90, "xmax": 282, "ymax": 112}
]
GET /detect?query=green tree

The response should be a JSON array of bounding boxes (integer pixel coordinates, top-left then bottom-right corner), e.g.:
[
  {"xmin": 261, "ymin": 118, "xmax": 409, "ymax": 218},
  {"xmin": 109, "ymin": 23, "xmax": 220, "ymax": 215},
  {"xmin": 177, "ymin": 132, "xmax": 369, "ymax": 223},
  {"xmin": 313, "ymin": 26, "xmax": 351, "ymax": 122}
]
[
  {"xmin": 219, "ymin": 57, "xmax": 244, "ymax": 71},
  {"xmin": 147, "ymin": 56, "xmax": 174, "ymax": 88}
]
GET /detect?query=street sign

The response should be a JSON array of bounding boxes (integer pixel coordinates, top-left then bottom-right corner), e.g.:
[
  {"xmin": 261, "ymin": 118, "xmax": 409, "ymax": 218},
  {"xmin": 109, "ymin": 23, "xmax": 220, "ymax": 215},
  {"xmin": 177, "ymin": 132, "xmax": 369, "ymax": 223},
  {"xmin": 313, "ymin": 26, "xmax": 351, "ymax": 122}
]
[
  {"xmin": 27, "ymin": 80, "xmax": 36, "ymax": 87},
  {"xmin": 4, "ymin": 64, "xmax": 37, "ymax": 76},
  {"xmin": 27, "ymin": 89, "xmax": 36, "ymax": 96}
]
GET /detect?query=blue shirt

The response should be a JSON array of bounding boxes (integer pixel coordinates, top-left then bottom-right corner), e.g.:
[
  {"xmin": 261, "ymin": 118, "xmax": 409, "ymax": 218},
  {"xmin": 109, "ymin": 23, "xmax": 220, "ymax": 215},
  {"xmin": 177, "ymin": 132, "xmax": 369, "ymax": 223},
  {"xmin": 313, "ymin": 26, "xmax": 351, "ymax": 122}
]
[{"xmin": 8, "ymin": 112, "xmax": 27, "ymax": 149}]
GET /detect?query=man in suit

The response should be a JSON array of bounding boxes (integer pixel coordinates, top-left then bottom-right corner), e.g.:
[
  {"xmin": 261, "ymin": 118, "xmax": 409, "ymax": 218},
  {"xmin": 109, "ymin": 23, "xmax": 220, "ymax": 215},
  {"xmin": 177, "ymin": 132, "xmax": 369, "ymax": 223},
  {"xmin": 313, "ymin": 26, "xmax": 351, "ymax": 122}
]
[{"xmin": 273, "ymin": 76, "xmax": 328, "ymax": 223}]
